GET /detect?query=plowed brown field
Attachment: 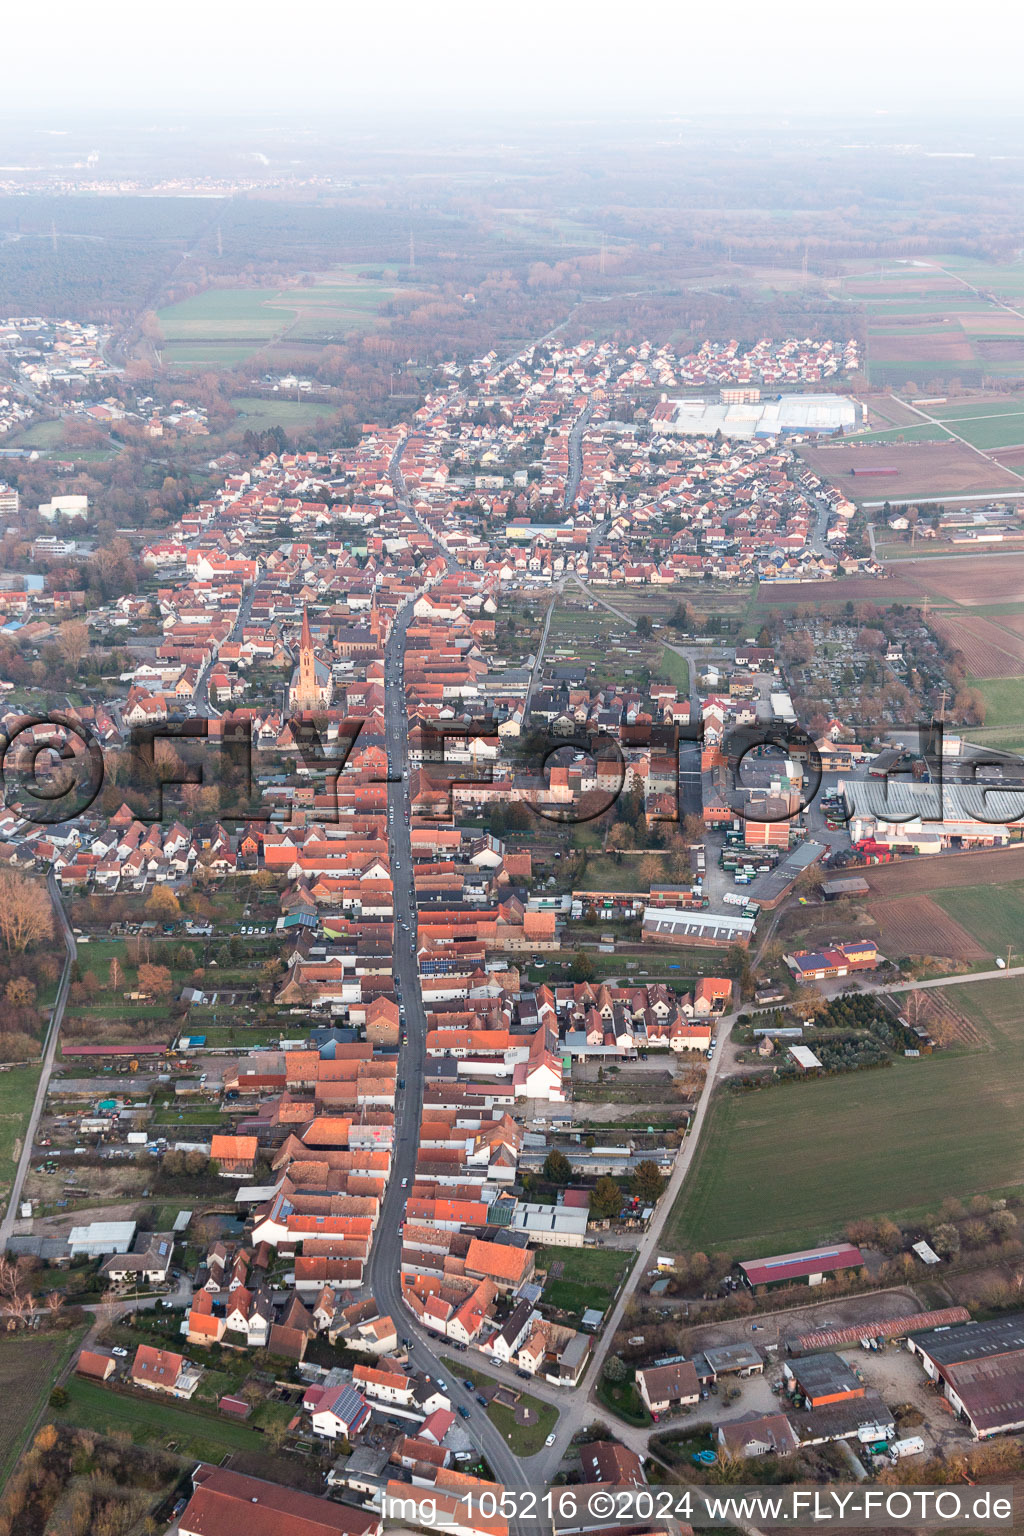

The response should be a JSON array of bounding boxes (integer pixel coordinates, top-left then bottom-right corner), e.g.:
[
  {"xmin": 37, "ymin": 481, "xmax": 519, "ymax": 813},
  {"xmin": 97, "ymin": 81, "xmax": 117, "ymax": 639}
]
[
  {"xmin": 869, "ymin": 894, "xmax": 991, "ymax": 960},
  {"xmin": 863, "ymin": 846, "xmax": 1024, "ymax": 895}
]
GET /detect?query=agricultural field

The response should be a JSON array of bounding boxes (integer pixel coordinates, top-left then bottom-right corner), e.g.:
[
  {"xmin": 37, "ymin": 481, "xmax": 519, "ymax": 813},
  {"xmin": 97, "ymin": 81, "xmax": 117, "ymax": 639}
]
[
  {"xmin": 156, "ymin": 271, "xmax": 410, "ymax": 368},
  {"xmin": 839, "ymin": 259, "xmax": 1024, "ymax": 386},
  {"xmin": 932, "ymin": 881, "xmax": 1024, "ymax": 960},
  {"xmin": 862, "ymin": 846, "xmax": 1024, "ymax": 898},
  {"xmin": 868, "ymin": 894, "xmax": 991, "ymax": 962},
  {"xmin": 667, "ymin": 975, "xmax": 1024, "ymax": 1256},
  {"xmin": 798, "ymin": 440, "xmax": 1023, "ymax": 502},
  {"xmin": 929, "ymin": 613, "xmax": 1024, "ymax": 677},
  {"xmin": 0, "ymin": 1330, "xmax": 81, "ymax": 1486},
  {"xmin": 898, "ymin": 552, "xmax": 1024, "ymax": 607},
  {"xmin": 970, "ymin": 676, "xmax": 1024, "ymax": 731}
]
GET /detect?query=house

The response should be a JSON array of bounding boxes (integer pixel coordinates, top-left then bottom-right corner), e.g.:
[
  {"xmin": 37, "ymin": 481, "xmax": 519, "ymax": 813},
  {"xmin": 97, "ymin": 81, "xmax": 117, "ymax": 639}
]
[
  {"xmin": 636, "ymin": 1359, "xmax": 700, "ymax": 1415},
  {"xmin": 464, "ymin": 1237, "xmax": 534, "ymax": 1293},
  {"xmin": 178, "ymin": 1464, "xmax": 381, "ymax": 1536},
  {"xmin": 717, "ymin": 1412, "xmax": 799, "ymax": 1459},
  {"xmin": 75, "ymin": 1348, "xmax": 116, "ymax": 1381},
  {"xmin": 693, "ymin": 976, "xmax": 732, "ymax": 1015},
  {"xmin": 99, "ymin": 1233, "xmax": 174, "ymax": 1286},
  {"xmin": 130, "ymin": 1344, "xmax": 201, "ymax": 1399},
  {"xmin": 186, "ymin": 1289, "xmax": 226, "ymax": 1345},
  {"xmin": 785, "ymin": 942, "xmax": 879, "ymax": 982},
  {"xmin": 211, "ymin": 1133, "xmax": 260, "ymax": 1177},
  {"xmin": 310, "ymin": 1382, "xmax": 372, "ymax": 1440},
  {"xmin": 577, "ymin": 1440, "xmax": 645, "ymax": 1485}
]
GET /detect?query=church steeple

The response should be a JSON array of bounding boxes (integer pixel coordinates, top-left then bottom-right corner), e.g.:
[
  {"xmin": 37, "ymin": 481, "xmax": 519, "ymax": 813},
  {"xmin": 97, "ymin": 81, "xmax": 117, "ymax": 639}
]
[{"xmin": 301, "ymin": 603, "xmax": 312, "ymax": 653}]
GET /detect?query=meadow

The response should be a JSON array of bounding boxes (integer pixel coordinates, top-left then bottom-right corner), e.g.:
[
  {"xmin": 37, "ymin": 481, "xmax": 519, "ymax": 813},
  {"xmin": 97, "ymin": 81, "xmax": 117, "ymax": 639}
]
[
  {"xmin": 666, "ymin": 976, "xmax": 1024, "ymax": 1256},
  {"xmin": 156, "ymin": 271, "xmax": 409, "ymax": 367}
]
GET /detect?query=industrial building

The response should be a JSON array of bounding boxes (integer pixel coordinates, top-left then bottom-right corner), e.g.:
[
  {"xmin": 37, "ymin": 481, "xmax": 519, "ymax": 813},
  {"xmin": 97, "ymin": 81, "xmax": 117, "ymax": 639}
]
[
  {"xmin": 67, "ymin": 1220, "xmax": 137, "ymax": 1258},
  {"xmin": 740, "ymin": 1243, "xmax": 864, "ymax": 1289},
  {"xmin": 908, "ymin": 1313, "xmax": 1024, "ymax": 1439},
  {"xmin": 641, "ymin": 907, "xmax": 755, "ymax": 948},
  {"xmin": 845, "ymin": 780, "xmax": 1024, "ymax": 852},
  {"xmin": 655, "ymin": 393, "xmax": 859, "ymax": 441}
]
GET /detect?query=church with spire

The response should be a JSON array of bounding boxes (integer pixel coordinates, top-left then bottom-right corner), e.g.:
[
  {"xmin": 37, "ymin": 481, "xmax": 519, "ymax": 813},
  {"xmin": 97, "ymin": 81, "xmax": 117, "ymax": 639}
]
[{"xmin": 288, "ymin": 605, "xmax": 334, "ymax": 713}]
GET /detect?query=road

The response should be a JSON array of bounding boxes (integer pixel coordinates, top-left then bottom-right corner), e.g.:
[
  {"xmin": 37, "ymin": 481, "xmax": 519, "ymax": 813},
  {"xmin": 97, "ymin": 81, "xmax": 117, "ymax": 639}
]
[
  {"xmin": 192, "ymin": 577, "xmax": 261, "ymax": 718},
  {"xmin": 363, "ymin": 447, "xmax": 549, "ymax": 1528},
  {"xmin": 0, "ymin": 869, "xmax": 76, "ymax": 1250},
  {"xmin": 564, "ymin": 403, "xmax": 591, "ymax": 510}
]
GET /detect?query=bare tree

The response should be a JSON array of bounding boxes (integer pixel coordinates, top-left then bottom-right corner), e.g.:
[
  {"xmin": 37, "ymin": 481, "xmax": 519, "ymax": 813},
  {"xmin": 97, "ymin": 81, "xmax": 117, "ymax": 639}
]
[
  {"xmin": 0, "ymin": 871, "xmax": 53, "ymax": 954},
  {"xmin": 57, "ymin": 620, "xmax": 90, "ymax": 673}
]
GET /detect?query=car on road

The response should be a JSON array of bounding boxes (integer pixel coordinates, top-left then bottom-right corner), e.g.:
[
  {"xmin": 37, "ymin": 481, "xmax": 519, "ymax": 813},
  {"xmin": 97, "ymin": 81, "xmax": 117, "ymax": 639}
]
[
  {"xmin": 458, "ymin": 1405, "xmax": 471, "ymax": 1420},
  {"xmin": 476, "ymin": 1393, "xmax": 488, "ymax": 1407},
  {"xmin": 111, "ymin": 1346, "xmax": 128, "ymax": 1357},
  {"xmin": 436, "ymin": 1378, "xmax": 449, "ymax": 1392},
  {"xmin": 545, "ymin": 1433, "xmax": 556, "ymax": 1447},
  {"xmin": 463, "ymin": 1379, "xmax": 475, "ymax": 1390},
  {"xmin": 706, "ymin": 1048, "xmax": 714, "ymax": 1060},
  {"xmin": 401, "ymin": 1176, "xmax": 408, "ymax": 1187}
]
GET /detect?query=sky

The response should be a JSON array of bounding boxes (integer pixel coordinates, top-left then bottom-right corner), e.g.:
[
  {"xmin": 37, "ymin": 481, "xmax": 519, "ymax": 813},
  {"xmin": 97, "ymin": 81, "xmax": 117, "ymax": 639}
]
[{"xmin": 7, "ymin": 0, "xmax": 1024, "ymax": 119}]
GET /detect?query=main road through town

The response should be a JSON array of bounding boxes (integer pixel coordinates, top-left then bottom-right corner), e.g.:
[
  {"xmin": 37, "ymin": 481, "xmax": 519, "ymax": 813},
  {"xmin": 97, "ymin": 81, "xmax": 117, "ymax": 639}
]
[{"xmin": 363, "ymin": 447, "xmax": 551, "ymax": 1533}]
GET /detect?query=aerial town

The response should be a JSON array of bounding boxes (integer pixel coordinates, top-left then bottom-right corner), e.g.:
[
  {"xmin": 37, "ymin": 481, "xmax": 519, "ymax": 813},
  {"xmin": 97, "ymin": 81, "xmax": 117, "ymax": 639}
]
[{"xmin": 4, "ymin": 61, "xmax": 1024, "ymax": 1536}]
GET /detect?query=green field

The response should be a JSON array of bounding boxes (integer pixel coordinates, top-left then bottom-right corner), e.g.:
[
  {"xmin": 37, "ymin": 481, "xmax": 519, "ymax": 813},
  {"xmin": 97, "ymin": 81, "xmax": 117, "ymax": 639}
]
[
  {"xmin": 933, "ymin": 883, "xmax": 1024, "ymax": 957},
  {"xmin": 931, "ymin": 398, "xmax": 1024, "ymax": 421},
  {"xmin": 230, "ymin": 395, "xmax": 337, "ymax": 435},
  {"xmin": 55, "ymin": 1376, "xmax": 266, "ymax": 1457},
  {"xmin": 658, "ymin": 648, "xmax": 690, "ymax": 691},
  {"xmin": 852, "ymin": 423, "xmax": 952, "ymax": 445},
  {"xmin": 157, "ymin": 273, "xmax": 407, "ymax": 368},
  {"xmin": 944, "ymin": 413, "xmax": 1024, "ymax": 450},
  {"xmin": 537, "ymin": 1245, "xmax": 631, "ymax": 1324},
  {"xmin": 667, "ymin": 976, "xmax": 1024, "ymax": 1256},
  {"xmin": 0, "ymin": 1066, "xmax": 41, "ymax": 1205},
  {"xmin": 971, "ymin": 676, "xmax": 1024, "ymax": 730}
]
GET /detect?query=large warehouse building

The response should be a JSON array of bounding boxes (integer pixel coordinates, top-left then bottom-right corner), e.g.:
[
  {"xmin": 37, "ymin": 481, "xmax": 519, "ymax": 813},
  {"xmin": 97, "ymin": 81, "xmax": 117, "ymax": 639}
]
[
  {"xmin": 908, "ymin": 1313, "xmax": 1024, "ymax": 1439},
  {"xmin": 652, "ymin": 393, "xmax": 859, "ymax": 440}
]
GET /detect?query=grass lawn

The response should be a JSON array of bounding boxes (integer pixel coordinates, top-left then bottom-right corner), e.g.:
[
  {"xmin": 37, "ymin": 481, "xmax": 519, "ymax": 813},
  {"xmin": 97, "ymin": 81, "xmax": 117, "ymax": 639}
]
[
  {"xmin": 596, "ymin": 1372, "xmax": 651, "ymax": 1427},
  {"xmin": 658, "ymin": 649, "xmax": 690, "ymax": 691},
  {"xmin": 580, "ymin": 854, "xmax": 673, "ymax": 892},
  {"xmin": 536, "ymin": 1246, "xmax": 631, "ymax": 1324},
  {"xmin": 441, "ymin": 1358, "xmax": 557, "ymax": 1456},
  {"xmin": 0, "ymin": 1327, "xmax": 85, "ymax": 1487},
  {"xmin": 229, "ymin": 396, "xmax": 338, "ymax": 435},
  {"xmin": 971, "ymin": 677, "xmax": 1024, "ymax": 730},
  {"xmin": 0, "ymin": 1065, "xmax": 42, "ymax": 1206},
  {"xmin": 933, "ymin": 882, "xmax": 1024, "ymax": 957},
  {"xmin": 55, "ymin": 1376, "xmax": 267, "ymax": 1458},
  {"xmin": 667, "ymin": 975, "xmax": 1024, "ymax": 1256}
]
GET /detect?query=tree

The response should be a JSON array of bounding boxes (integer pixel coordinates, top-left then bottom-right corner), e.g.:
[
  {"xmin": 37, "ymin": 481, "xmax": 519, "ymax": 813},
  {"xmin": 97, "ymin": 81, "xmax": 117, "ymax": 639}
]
[
  {"xmin": 636, "ymin": 616, "xmax": 652, "ymax": 638},
  {"xmin": 929, "ymin": 1222, "xmax": 961, "ymax": 1258},
  {"xmin": 569, "ymin": 951, "xmax": 595, "ymax": 983},
  {"xmin": 603, "ymin": 1354, "xmax": 628, "ymax": 1383},
  {"xmin": 590, "ymin": 1175, "xmax": 623, "ymax": 1220},
  {"xmin": 137, "ymin": 963, "xmax": 172, "ymax": 998},
  {"xmin": 631, "ymin": 1159, "xmax": 665, "ymax": 1203},
  {"xmin": 145, "ymin": 886, "xmax": 181, "ymax": 920},
  {"xmin": 4, "ymin": 976, "xmax": 35, "ymax": 1008},
  {"xmin": 542, "ymin": 1148, "xmax": 571, "ymax": 1185},
  {"xmin": 57, "ymin": 619, "xmax": 90, "ymax": 672},
  {"xmin": 682, "ymin": 813, "xmax": 706, "ymax": 844},
  {"xmin": 0, "ymin": 872, "xmax": 53, "ymax": 953},
  {"xmin": 109, "ymin": 957, "xmax": 123, "ymax": 992}
]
